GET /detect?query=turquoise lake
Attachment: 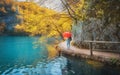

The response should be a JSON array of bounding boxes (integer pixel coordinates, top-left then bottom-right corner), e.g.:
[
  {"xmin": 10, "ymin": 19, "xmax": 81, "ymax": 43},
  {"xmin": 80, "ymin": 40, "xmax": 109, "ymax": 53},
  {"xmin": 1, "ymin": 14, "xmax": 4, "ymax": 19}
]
[
  {"xmin": 0, "ymin": 36, "xmax": 47, "ymax": 73},
  {"xmin": 0, "ymin": 36, "xmax": 120, "ymax": 75}
]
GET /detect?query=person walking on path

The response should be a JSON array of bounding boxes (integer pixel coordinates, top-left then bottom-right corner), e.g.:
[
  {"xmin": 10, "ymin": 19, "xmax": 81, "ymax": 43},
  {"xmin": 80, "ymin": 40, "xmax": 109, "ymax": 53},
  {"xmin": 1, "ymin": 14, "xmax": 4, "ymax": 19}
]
[
  {"xmin": 62, "ymin": 32, "xmax": 72, "ymax": 49},
  {"xmin": 66, "ymin": 36, "xmax": 72, "ymax": 49}
]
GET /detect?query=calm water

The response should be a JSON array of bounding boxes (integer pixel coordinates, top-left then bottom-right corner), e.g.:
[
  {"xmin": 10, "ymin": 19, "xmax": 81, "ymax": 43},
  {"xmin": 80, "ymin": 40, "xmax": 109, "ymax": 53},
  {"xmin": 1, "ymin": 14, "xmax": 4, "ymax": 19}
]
[
  {"xmin": 0, "ymin": 36, "xmax": 120, "ymax": 75},
  {"xmin": 64, "ymin": 56, "xmax": 120, "ymax": 75}
]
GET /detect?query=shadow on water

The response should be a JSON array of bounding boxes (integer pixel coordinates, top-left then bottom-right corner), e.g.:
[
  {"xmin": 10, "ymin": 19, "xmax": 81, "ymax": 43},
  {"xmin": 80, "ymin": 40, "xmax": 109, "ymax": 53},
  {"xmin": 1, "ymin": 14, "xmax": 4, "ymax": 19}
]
[{"xmin": 62, "ymin": 55, "xmax": 120, "ymax": 75}]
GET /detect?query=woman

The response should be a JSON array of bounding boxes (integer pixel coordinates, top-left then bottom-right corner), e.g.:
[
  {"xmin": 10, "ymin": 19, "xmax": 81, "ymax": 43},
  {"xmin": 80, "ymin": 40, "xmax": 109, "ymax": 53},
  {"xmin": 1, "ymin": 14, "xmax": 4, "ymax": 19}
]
[
  {"xmin": 66, "ymin": 36, "xmax": 72, "ymax": 49},
  {"xmin": 63, "ymin": 32, "xmax": 72, "ymax": 49}
]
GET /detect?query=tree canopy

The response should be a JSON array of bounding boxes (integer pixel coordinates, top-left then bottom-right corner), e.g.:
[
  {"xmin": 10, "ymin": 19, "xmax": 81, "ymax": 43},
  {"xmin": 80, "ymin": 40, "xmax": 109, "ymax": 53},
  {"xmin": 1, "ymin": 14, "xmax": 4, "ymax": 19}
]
[{"xmin": 14, "ymin": 2, "xmax": 72, "ymax": 38}]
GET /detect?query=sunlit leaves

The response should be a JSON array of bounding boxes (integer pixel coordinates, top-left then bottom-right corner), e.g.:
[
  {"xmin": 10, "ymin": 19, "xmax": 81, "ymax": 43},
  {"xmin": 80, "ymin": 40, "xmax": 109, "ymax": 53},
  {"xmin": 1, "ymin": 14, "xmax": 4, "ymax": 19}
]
[
  {"xmin": 15, "ymin": 2, "xmax": 72, "ymax": 38},
  {"xmin": 46, "ymin": 45, "xmax": 58, "ymax": 59},
  {"xmin": 62, "ymin": 0, "xmax": 86, "ymax": 21}
]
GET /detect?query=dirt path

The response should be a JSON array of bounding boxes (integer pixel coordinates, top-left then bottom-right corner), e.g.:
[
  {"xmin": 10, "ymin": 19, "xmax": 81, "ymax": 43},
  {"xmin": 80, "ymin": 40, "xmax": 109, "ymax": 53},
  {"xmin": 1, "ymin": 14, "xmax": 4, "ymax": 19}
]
[{"xmin": 59, "ymin": 42, "xmax": 120, "ymax": 59}]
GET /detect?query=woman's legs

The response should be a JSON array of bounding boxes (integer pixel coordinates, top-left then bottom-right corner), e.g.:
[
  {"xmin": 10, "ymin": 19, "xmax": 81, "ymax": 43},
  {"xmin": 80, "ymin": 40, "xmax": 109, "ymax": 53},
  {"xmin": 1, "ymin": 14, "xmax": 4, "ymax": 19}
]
[{"xmin": 66, "ymin": 39, "xmax": 70, "ymax": 49}]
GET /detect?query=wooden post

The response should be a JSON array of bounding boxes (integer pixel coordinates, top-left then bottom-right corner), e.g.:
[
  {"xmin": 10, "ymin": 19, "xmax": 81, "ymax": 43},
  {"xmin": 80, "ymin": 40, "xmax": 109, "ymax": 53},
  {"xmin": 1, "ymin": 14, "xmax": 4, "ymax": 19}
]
[
  {"xmin": 84, "ymin": 40, "xmax": 120, "ymax": 56},
  {"xmin": 89, "ymin": 42, "xmax": 93, "ymax": 56}
]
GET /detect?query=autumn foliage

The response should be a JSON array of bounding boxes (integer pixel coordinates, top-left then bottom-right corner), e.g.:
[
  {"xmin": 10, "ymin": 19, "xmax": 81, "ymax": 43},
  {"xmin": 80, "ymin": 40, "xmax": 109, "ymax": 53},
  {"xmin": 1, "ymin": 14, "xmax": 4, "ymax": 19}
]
[
  {"xmin": 14, "ymin": 2, "xmax": 72, "ymax": 38},
  {"xmin": 0, "ymin": 0, "xmax": 16, "ymax": 16}
]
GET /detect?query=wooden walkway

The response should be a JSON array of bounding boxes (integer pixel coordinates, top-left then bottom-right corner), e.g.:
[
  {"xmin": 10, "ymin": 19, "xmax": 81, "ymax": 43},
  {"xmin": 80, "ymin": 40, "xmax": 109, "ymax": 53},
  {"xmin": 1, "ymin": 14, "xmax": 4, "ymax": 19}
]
[{"xmin": 59, "ymin": 42, "xmax": 120, "ymax": 59}]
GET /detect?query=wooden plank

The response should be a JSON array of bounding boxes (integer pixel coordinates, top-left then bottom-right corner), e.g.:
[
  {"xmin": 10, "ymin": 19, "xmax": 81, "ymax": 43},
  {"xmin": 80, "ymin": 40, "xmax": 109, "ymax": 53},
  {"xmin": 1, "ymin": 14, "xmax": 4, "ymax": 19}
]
[
  {"xmin": 84, "ymin": 40, "xmax": 120, "ymax": 44},
  {"xmin": 84, "ymin": 40, "xmax": 120, "ymax": 56},
  {"xmin": 92, "ymin": 49, "xmax": 120, "ymax": 53},
  {"xmin": 89, "ymin": 42, "xmax": 93, "ymax": 56}
]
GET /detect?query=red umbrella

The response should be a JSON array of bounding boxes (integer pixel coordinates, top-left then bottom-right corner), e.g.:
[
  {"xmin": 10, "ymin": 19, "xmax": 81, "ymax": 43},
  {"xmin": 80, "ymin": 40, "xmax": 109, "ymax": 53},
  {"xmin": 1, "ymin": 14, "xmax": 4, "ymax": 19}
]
[{"xmin": 62, "ymin": 32, "xmax": 72, "ymax": 38}]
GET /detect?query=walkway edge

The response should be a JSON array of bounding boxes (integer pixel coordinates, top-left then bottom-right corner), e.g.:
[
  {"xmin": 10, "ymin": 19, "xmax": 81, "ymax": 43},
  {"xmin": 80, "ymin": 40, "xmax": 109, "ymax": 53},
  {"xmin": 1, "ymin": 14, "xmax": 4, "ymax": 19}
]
[{"xmin": 58, "ymin": 42, "xmax": 120, "ymax": 66}]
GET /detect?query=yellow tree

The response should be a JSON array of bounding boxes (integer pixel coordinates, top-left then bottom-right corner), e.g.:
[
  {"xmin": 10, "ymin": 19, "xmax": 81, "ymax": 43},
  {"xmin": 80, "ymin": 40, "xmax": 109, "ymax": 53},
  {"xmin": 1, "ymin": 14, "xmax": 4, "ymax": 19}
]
[
  {"xmin": 60, "ymin": 0, "xmax": 86, "ymax": 24},
  {"xmin": 14, "ymin": 2, "xmax": 73, "ymax": 38}
]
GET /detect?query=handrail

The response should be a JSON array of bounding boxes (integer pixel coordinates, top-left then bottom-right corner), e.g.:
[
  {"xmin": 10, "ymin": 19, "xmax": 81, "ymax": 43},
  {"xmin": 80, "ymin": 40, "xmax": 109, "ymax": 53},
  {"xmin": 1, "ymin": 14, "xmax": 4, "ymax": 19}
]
[
  {"xmin": 84, "ymin": 40, "xmax": 120, "ymax": 44},
  {"xmin": 84, "ymin": 40, "xmax": 120, "ymax": 56}
]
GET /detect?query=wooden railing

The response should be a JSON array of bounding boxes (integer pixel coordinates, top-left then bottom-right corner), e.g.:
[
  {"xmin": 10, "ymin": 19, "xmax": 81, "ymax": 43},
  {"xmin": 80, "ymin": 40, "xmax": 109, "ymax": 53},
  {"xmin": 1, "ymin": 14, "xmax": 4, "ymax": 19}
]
[{"xmin": 84, "ymin": 41, "xmax": 120, "ymax": 56}]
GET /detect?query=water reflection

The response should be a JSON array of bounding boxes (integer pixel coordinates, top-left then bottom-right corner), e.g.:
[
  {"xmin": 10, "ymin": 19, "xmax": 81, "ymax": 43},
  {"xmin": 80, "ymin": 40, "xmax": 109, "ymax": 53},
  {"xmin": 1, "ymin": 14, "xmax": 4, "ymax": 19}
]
[
  {"xmin": 2, "ymin": 56, "xmax": 67, "ymax": 75},
  {"xmin": 0, "ymin": 36, "xmax": 120, "ymax": 75},
  {"xmin": 1, "ymin": 55, "xmax": 120, "ymax": 75},
  {"xmin": 63, "ymin": 56, "xmax": 120, "ymax": 75}
]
